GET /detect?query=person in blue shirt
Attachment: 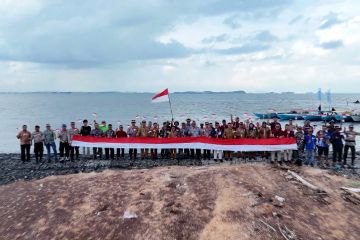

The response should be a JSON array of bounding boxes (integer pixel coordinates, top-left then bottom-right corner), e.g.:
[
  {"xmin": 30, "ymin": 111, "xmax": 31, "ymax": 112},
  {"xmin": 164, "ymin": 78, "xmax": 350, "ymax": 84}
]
[
  {"xmin": 304, "ymin": 128, "xmax": 317, "ymax": 167},
  {"xmin": 316, "ymin": 126, "xmax": 331, "ymax": 167}
]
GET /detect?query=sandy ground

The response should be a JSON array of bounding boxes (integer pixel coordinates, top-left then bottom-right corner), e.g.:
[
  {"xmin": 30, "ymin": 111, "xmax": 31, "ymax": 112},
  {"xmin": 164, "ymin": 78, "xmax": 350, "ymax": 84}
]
[{"xmin": 0, "ymin": 163, "xmax": 360, "ymax": 240}]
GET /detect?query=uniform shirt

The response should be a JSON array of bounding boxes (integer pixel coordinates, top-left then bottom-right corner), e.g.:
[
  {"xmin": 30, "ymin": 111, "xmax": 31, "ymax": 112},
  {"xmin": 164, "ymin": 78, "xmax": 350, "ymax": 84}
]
[
  {"xmin": 32, "ymin": 131, "xmax": 44, "ymax": 144},
  {"xmin": 224, "ymin": 128, "xmax": 235, "ymax": 139},
  {"xmin": 91, "ymin": 129, "xmax": 103, "ymax": 137},
  {"xmin": 43, "ymin": 129, "xmax": 56, "ymax": 144},
  {"xmin": 295, "ymin": 131, "xmax": 305, "ymax": 149},
  {"xmin": 235, "ymin": 128, "xmax": 247, "ymax": 138},
  {"xmin": 283, "ymin": 130, "xmax": 295, "ymax": 138},
  {"xmin": 127, "ymin": 126, "xmax": 139, "ymax": 138},
  {"xmin": 17, "ymin": 130, "xmax": 32, "ymax": 145},
  {"xmin": 330, "ymin": 132, "xmax": 343, "ymax": 146},
  {"xmin": 258, "ymin": 127, "xmax": 271, "ymax": 139},
  {"xmin": 137, "ymin": 126, "xmax": 149, "ymax": 137},
  {"xmin": 179, "ymin": 127, "xmax": 187, "ymax": 137},
  {"xmin": 344, "ymin": 130, "xmax": 359, "ymax": 147},
  {"xmin": 188, "ymin": 126, "xmax": 201, "ymax": 137},
  {"xmin": 58, "ymin": 129, "xmax": 70, "ymax": 143},
  {"xmin": 68, "ymin": 128, "xmax": 79, "ymax": 142},
  {"xmin": 105, "ymin": 129, "xmax": 116, "ymax": 138},
  {"xmin": 80, "ymin": 126, "xmax": 91, "ymax": 136},
  {"xmin": 247, "ymin": 128, "xmax": 258, "ymax": 139},
  {"xmin": 304, "ymin": 134, "xmax": 317, "ymax": 150}
]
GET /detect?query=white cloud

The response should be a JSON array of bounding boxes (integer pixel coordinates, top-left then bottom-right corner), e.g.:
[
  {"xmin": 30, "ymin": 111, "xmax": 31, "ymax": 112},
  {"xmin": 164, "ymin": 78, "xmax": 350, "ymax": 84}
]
[{"xmin": 0, "ymin": 0, "xmax": 359, "ymax": 92}]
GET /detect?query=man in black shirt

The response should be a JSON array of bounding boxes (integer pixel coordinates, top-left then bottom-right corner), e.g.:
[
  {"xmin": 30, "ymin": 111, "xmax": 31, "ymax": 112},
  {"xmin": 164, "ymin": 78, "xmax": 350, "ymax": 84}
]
[{"xmin": 80, "ymin": 119, "xmax": 92, "ymax": 157}]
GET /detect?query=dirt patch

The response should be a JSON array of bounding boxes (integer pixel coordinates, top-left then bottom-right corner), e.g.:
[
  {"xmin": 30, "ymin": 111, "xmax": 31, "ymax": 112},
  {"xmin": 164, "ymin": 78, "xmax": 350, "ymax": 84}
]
[{"xmin": 0, "ymin": 164, "xmax": 359, "ymax": 240}]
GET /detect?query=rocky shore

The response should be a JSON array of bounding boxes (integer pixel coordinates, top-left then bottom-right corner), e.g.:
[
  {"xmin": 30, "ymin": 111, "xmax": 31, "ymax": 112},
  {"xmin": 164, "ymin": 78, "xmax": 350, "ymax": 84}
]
[{"xmin": 1, "ymin": 153, "xmax": 359, "ymax": 185}]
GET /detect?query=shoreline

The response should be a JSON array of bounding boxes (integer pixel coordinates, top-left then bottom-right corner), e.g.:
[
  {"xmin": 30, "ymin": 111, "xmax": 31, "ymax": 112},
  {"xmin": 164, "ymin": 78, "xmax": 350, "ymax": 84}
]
[{"xmin": 1, "ymin": 153, "xmax": 360, "ymax": 186}]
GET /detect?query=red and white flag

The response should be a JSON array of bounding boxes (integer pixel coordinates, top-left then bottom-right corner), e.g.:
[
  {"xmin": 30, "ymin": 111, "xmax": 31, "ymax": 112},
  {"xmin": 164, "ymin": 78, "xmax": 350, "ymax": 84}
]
[
  {"xmin": 152, "ymin": 88, "xmax": 169, "ymax": 103},
  {"xmin": 72, "ymin": 136, "xmax": 297, "ymax": 152}
]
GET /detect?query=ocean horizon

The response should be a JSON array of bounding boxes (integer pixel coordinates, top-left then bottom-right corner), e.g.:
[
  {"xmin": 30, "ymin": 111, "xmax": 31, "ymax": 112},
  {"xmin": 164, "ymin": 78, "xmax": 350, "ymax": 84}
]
[{"xmin": 2, "ymin": 92, "xmax": 360, "ymax": 153}]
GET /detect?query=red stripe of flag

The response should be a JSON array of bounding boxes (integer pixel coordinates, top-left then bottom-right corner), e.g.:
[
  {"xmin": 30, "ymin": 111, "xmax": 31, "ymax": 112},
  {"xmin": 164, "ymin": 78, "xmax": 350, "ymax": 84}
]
[{"xmin": 152, "ymin": 88, "xmax": 169, "ymax": 100}]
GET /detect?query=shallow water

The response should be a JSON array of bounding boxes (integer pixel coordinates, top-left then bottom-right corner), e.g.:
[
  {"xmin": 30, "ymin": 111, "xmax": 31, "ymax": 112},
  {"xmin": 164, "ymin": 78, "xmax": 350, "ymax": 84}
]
[{"xmin": 1, "ymin": 92, "xmax": 360, "ymax": 153}]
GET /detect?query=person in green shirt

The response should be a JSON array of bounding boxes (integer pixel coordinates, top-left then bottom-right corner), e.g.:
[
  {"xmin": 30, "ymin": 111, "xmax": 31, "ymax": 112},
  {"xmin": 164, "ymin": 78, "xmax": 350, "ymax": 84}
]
[{"xmin": 99, "ymin": 120, "xmax": 109, "ymax": 132}]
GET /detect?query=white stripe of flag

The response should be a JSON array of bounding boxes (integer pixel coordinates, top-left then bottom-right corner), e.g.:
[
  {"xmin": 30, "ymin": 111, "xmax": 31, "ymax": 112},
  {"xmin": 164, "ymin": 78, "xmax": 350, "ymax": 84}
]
[{"xmin": 151, "ymin": 88, "xmax": 169, "ymax": 103}]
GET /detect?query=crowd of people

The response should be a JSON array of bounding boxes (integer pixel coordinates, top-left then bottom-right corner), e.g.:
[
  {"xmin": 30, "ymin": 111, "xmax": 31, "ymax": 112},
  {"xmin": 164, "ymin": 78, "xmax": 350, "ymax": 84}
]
[{"xmin": 16, "ymin": 116, "xmax": 359, "ymax": 168}]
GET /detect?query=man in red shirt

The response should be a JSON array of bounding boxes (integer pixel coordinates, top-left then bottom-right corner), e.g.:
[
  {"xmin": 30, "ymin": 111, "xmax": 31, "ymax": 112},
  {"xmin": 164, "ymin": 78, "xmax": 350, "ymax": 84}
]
[{"xmin": 116, "ymin": 125, "xmax": 127, "ymax": 159}]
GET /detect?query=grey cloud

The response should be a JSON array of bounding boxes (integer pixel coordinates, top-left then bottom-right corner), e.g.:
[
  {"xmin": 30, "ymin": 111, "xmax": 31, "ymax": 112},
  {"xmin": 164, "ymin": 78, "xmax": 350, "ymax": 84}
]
[
  {"xmin": 320, "ymin": 40, "xmax": 343, "ymax": 49},
  {"xmin": 202, "ymin": 34, "xmax": 230, "ymax": 44},
  {"xmin": 289, "ymin": 15, "xmax": 303, "ymax": 25},
  {"xmin": 199, "ymin": 0, "xmax": 289, "ymax": 15},
  {"xmin": 0, "ymin": 0, "xmax": 292, "ymax": 67},
  {"xmin": 254, "ymin": 30, "xmax": 278, "ymax": 42},
  {"xmin": 215, "ymin": 44, "xmax": 270, "ymax": 55},
  {"xmin": 223, "ymin": 15, "xmax": 242, "ymax": 29},
  {"xmin": 319, "ymin": 12, "xmax": 343, "ymax": 29}
]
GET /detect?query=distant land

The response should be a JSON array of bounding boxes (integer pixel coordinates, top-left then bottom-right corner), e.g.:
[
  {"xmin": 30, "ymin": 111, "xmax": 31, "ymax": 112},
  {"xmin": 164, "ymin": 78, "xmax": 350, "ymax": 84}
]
[
  {"xmin": 173, "ymin": 90, "xmax": 246, "ymax": 94},
  {"xmin": 0, "ymin": 91, "xmax": 358, "ymax": 94}
]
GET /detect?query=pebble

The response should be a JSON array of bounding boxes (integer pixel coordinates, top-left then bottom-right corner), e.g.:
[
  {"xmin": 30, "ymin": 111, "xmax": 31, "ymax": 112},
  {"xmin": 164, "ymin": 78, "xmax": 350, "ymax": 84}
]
[{"xmin": 1, "ymin": 153, "xmax": 360, "ymax": 186}]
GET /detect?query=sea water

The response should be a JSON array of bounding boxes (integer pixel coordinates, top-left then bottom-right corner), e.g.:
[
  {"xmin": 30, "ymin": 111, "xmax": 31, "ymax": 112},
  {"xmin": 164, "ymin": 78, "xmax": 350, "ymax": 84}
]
[{"xmin": 1, "ymin": 92, "xmax": 359, "ymax": 153}]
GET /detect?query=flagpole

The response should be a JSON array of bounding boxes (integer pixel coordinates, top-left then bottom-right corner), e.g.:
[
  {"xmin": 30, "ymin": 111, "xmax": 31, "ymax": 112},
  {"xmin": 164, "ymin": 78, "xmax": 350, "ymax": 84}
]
[{"xmin": 167, "ymin": 89, "xmax": 174, "ymax": 122}]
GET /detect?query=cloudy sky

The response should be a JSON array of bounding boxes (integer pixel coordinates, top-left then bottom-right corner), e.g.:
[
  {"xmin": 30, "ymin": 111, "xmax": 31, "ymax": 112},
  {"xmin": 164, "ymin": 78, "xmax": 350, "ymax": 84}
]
[{"xmin": 0, "ymin": 0, "xmax": 359, "ymax": 92}]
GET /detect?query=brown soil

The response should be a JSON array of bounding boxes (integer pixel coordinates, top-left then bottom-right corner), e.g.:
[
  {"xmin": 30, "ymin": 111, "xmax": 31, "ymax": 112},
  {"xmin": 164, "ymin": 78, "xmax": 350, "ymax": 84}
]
[{"xmin": 0, "ymin": 163, "xmax": 359, "ymax": 240}]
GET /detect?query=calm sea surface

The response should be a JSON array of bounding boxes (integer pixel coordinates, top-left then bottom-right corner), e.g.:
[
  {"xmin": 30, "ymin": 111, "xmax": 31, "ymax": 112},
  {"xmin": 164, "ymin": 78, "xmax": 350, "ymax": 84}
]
[{"xmin": 1, "ymin": 92, "xmax": 360, "ymax": 153}]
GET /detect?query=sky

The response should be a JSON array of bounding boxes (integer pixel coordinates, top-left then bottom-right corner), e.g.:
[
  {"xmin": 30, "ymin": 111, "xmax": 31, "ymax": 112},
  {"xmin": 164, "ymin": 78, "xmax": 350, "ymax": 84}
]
[{"xmin": 0, "ymin": 0, "xmax": 359, "ymax": 93}]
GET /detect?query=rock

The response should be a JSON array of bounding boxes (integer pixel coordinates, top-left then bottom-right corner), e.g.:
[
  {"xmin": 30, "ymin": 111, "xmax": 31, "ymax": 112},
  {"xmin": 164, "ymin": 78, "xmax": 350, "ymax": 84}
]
[
  {"xmin": 123, "ymin": 210, "xmax": 138, "ymax": 219},
  {"xmin": 274, "ymin": 195, "xmax": 285, "ymax": 207}
]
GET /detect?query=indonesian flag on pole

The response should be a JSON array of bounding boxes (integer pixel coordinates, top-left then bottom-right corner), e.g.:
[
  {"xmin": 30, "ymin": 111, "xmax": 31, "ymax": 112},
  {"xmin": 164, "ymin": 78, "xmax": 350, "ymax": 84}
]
[{"xmin": 152, "ymin": 88, "xmax": 169, "ymax": 103}]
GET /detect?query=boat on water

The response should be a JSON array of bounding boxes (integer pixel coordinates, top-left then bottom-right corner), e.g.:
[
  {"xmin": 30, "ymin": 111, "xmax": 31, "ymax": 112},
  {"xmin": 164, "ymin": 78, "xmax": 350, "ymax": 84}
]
[
  {"xmin": 351, "ymin": 114, "xmax": 360, "ymax": 122},
  {"xmin": 335, "ymin": 114, "xmax": 353, "ymax": 122},
  {"xmin": 302, "ymin": 113, "xmax": 323, "ymax": 121},
  {"xmin": 277, "ymin": 113, "xmax": 304, "ymax": 120},
  {"xmin": 321, "ymin": 111, "xmax": 337, "ymax": 122},
  {"xmin": 253, "ymin": 112, "xmax": 278, "ymax": 119},
  {"xmin": 353, "ymin": 100, "xmax": 360, "ymax": 104},
  {"xmin": 277, "ymin": 109, "xmax": 309, "ymax": 120}
]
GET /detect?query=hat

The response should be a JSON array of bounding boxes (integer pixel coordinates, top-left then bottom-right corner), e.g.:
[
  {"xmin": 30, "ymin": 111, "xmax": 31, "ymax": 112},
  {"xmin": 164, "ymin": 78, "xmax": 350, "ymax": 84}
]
[
  {"xmin": 131, "ymin": 120, "xmax": 136, "ymax": 123},
  {"xmin": 329, "ymin": 120, "xmax": 335, "ymax": 123},
  {"xmin": 62, "ymin": 124, "xmax": 67, "ymax": 128},
  {"xmin": 46, "ymin": 123, "xmax": 50, "ymax": 127},
  {"xmin": 186, "ymin": 118, "xmax": 191, "ymax": 121},
  {"xmin": 349, "ymin": 125, "xmax": 354, "ymax": 128}
]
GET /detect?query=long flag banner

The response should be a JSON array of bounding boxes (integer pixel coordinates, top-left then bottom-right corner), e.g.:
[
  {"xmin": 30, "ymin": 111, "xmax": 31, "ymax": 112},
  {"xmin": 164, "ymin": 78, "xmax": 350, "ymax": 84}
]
[{"xmin": 72, "ymin": 136, "xmax": 297, "ymax": 151}]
